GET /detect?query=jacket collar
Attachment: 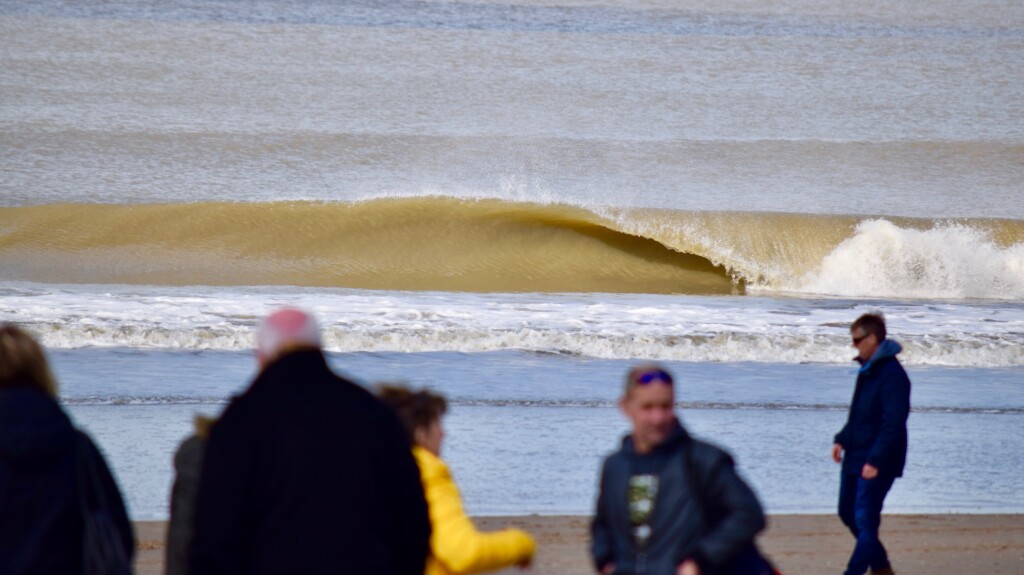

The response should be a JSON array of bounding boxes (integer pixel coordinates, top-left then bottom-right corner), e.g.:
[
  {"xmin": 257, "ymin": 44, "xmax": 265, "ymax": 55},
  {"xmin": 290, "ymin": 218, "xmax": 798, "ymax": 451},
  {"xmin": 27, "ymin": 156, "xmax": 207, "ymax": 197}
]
[
  {"xmin": 855, "ymin": 338, "xmax": 902, "ymax": 373},
  {"xmin": 253, "ymin": 348, "xmax": 329, "ymax": 388},
  {"xmin": 621, "ymin": 417, "xmax": 690, "ymax": 457},
  {"xmin": 412, "ymin": 445, "xmax": 452, "ymax": 484}
]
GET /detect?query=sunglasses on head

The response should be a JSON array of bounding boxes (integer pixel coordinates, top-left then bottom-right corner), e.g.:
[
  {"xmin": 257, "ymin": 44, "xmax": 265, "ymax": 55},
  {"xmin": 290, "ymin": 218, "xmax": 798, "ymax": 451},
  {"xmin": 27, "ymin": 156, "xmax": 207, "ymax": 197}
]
[{"xmin": 635, "ymin": 369, "xmax": 673, "ymax": 386}]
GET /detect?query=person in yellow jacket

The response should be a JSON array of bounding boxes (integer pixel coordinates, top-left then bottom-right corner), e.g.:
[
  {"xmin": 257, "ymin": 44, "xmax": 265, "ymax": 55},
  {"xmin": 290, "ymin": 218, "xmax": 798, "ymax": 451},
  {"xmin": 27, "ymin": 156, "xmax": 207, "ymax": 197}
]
[{"xmin": 378, "ymin": 385, "xmax": 536, "ymax": 575}]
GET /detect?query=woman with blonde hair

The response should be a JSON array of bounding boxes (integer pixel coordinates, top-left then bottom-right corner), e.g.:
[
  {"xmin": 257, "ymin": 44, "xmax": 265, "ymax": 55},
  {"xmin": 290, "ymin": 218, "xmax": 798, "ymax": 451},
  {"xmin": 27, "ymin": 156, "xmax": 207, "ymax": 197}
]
[
  {"xmin": 378, "ymin": 384, "xmax": 536, "ymax": 575},
  {"xmin": 0, "ymin": 324, "xmax": 134, "ymax": 573}
]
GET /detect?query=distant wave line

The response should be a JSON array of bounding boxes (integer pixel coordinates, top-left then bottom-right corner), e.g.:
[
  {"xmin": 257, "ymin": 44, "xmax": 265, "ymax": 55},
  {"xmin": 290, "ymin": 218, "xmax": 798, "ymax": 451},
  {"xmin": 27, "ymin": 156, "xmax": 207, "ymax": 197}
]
[
  {"xmin": 454, "ymin": 399, "xmax": 1024, "ymax": 415},
  {"xmin": 60, "ymin": 395, "xmax": 1024, "ymax": 414},
  {"xmin": 3, "ymin": 1, "xmax": 1018, "ymax": 40}
]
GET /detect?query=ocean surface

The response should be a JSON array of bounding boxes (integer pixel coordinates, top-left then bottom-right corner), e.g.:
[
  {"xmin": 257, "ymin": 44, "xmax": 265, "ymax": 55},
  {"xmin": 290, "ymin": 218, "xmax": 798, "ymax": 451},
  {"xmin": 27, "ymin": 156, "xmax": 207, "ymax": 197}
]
[{"xmin": 1, "ymin": 0, "xmax": 1022, "ymax": 519}]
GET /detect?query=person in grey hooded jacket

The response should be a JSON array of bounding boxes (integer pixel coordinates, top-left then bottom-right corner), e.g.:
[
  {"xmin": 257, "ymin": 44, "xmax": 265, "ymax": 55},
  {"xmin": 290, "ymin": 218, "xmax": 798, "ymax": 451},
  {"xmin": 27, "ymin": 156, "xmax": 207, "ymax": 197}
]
[
  {"xmin": 591, "ymin": 365, "xmax": 770, "ymax": 575},
  {"xmin": 832, "ymin": 313, "xmax": 911, "ymax": 575}
]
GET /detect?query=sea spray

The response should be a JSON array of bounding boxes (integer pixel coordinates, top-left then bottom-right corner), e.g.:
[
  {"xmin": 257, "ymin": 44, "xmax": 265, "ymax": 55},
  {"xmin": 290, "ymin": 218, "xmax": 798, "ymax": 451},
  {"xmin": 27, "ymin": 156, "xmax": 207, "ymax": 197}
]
[{"xmin": 793, "ymin": 219, "xmax": 1024, "ymax": 299}]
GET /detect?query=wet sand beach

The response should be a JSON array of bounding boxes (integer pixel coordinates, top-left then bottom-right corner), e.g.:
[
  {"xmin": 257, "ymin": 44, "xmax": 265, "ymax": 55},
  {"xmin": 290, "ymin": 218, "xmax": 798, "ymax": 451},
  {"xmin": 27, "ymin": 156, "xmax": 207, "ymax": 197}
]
[{"xmin": 134, "ymin": 513, "xmax": 1024, "ymax": 574}]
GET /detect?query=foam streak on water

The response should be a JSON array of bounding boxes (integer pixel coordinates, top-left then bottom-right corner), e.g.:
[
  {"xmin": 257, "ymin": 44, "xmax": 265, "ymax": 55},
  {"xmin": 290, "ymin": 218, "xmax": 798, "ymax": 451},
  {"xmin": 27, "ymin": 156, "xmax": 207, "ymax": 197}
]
[{"xmin": 3, "ymin": 283, "xmax": 1022, "ymax": 367}]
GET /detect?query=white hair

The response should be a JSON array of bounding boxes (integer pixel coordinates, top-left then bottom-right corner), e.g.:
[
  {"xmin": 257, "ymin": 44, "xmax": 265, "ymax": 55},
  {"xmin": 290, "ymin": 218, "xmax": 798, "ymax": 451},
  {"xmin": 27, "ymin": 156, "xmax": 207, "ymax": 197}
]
[{"xmin": 256, "ymin": 307, "xmax": 322, "ymax": 362}]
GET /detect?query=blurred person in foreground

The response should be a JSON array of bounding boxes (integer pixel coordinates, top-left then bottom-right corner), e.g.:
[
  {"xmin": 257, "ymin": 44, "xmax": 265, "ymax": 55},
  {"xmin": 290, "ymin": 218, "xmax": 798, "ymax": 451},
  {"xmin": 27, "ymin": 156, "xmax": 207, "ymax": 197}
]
[
  {"xmin": 591, "ymin": 364, "xmax": 773, "ymax": 575},
  {"xmin": 832, "ymin": 313, "xmax": 911, "ymax": 575},
  {"xmin": 377, "ymin": 384, "xmax": 536, "ymax": 575},
  {"xmin": 165, "ymin": 413, "xmax": 214, "ymax": 575},
  {"xmin": 0, "ymin": 324, "xmax": 134, "ymax": 574},
  {"xmin": 189, "ymin": 308, "xmax": 430, "ymax": 575}
]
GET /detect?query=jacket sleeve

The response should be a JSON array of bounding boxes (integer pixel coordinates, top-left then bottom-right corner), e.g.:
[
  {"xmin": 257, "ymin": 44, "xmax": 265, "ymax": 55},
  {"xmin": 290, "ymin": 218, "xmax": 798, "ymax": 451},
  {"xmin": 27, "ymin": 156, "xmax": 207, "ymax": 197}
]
[
  {"xmin": 690, "ymin": 453, "xmax": 767, "ymax": 572},
  {"xmin": 426, "ymin": 462, "xmax": 535, "ymax": 574},
  {"xmin": 82, "ymin": 434, "xmax": 135, "ymax": 562},
  {"xmin": 189, "ymin": 403, "xmax": 256, "ymax": 575},
  {"xmin": 834, "ymin": 422, "xmax": 850, "ymax": 447},
  {"xmin": 590, "ymin": 460, "xmax": 613, "ymax": 573},
  {"xmin": 866, "ymin": 363, "xmax": 911, "ymax": 472}
]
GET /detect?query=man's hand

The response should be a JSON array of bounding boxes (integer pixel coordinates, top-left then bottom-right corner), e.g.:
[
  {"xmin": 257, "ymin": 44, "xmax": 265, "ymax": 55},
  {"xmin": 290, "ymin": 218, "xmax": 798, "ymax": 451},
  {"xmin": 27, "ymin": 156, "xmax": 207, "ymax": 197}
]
[
  {"xmin": 601, "ymin": 563, "xmax": 616, "ymax": 575},
  {"xmin": 517, "ymin": 556, "xmax": 533, "ymax": 570},
  {"xmin": 861, "ymin": 463, "xmax": 878, "ymax": 480},
  {"xmin": 677, "ymin": 559, "xmax": 700, "ymax": 575},
  {"xmin": 831, "ymin": 443, "xmax": 844, "ymax": 463}
]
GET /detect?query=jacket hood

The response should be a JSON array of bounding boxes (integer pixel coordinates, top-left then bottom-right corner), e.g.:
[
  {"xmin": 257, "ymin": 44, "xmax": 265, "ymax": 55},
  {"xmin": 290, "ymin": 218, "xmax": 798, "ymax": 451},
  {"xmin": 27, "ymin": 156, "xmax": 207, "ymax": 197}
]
[
  {"xmin": 856, "ymin": 338, "xmax": 902, "ymax": 373},
  {"xmin": 621, "ymin": 417, "xmax": 690, "ymax": 456},
  {"xmin": 0, "ymin": 386, "xmax": 76, "ymax": 464},
  {"xmin": 253, "ymin": 348, "xmax": 329, "ymax": 388}
]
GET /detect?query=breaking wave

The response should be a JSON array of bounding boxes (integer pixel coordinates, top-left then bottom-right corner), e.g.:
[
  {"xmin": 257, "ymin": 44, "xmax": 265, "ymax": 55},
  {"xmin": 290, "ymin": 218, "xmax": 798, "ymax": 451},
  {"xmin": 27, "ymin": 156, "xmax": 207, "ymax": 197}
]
[{"xmin": 1, "ymin": 198, "xmax": 1021, "ymax": 299}]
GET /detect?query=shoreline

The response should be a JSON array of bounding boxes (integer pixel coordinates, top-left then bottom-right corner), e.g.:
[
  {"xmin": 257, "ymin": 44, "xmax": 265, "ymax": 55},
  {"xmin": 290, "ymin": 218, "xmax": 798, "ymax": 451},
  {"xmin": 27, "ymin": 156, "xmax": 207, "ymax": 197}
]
[{"xmin": 135, "ymin": 513, "xmax": 1024, "ymax": 575}]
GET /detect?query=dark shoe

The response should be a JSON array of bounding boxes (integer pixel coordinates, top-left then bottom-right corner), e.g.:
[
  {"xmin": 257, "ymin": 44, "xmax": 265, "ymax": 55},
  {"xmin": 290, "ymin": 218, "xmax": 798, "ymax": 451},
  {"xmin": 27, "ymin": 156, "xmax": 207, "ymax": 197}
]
[{"xmin": 869, "ymin": 568, "xmax": 895, "ymax": 575}]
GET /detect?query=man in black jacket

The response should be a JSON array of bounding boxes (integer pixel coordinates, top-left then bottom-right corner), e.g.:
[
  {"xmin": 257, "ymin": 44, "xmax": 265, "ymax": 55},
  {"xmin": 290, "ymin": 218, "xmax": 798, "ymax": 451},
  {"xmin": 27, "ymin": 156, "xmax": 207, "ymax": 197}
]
[
  {"xmin": 591, "ymin": 364, "xmax": 769, "ymax": 575},
  {"xmin": 832, "ymin": 313, "xmax": 911, "ymax": 575},
  {"xmin": 190, "ymin": 308, "xmax": 430, "ymax": 575}
]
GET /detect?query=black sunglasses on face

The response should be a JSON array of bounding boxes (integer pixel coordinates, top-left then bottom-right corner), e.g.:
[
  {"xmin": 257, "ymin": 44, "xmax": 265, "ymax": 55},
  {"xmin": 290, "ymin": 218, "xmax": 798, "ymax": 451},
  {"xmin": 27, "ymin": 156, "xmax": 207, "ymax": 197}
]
[{"xmin": 852, "ymin": 333, "xmax": 871, "ymax": 345}]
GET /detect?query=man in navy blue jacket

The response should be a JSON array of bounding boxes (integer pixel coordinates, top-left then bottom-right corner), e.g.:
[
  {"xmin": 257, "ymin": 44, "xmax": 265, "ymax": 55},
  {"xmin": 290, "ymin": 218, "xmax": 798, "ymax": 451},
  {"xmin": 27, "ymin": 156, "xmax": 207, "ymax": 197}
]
[{"xmin": 832, "ymin": 313, "xmax": 911, "ymax": 575}]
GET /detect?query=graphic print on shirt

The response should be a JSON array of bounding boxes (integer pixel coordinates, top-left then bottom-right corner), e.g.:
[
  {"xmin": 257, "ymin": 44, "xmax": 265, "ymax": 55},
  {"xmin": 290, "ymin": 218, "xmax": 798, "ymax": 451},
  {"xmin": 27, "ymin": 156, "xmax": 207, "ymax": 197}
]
[{"xmin": 628, "ymin": 474, "xmax": 659, "ymax": 550}]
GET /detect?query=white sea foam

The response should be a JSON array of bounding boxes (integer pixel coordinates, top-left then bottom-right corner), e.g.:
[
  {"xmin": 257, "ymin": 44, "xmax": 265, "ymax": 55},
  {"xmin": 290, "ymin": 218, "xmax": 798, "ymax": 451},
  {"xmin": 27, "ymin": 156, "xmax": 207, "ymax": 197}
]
[
  {"xmin": 787, "ymin": 220, "xmax": 1024, "ymax": 299},
  {"xmin": 604, "ymin": 210, "xmax": 1024, "ymax": 302},
  {"xmin": 3, "ymin": 283, "xmax": 1022, "ymax": 367}
]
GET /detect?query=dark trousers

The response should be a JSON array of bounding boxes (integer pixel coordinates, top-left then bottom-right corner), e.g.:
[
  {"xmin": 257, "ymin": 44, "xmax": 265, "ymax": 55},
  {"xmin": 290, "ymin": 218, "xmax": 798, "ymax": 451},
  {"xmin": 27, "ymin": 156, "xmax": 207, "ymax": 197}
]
[{"xmin": 838, "ymin": 471, "xmax": 896, "ymax": 575}]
